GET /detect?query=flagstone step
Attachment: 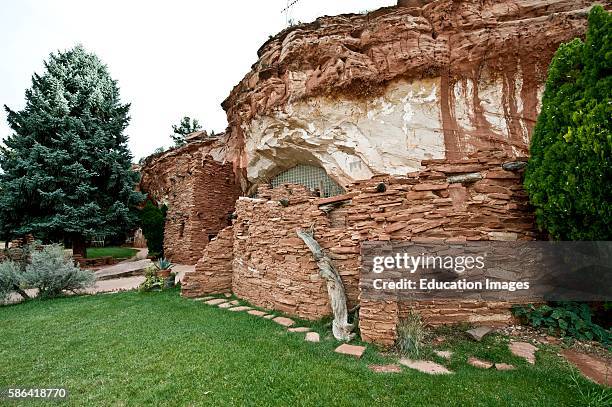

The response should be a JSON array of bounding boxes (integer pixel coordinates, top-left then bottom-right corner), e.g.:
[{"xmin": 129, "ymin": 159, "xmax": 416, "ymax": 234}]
[
  {"xmin": 399, "ymin": 358, "xmax": 452, "ymax": 375},
  {"xmin": 218, "ymin": 302, "xmax": 234, "ymax": 309},
  {"xmin": 305, "ymin": 332, "xmax": 320, "ymax": 343},
  {"xmin": 229, "ymin": 306, "xmax": 252, "ymax": 312},
  {"xmin": 509, "ymin": 341, "xmax": 537, "ymax": 364},
  {"xmin": 288, "ymin": 327, "xmax": 311, "ymax": 333},
  {"xmin": 273, "ymin": 317, "xmax": 295, "ymax": 327},
  {"xmin": 205, "ymin": 298, "xmax": 227, "ymax": 305},
  {"xmin": 247, "ymin": 310, "xmax": 267, "ymax": 317},
  {"xmin": 467, "ymin": 326, "xmax": 493, "ymax": 341},
  {"xmin": 468, "ymin": 357, "xmax": 493, "ymax": 369},
  {"xmin": 334, "ymin": 344, "xmax": 366, "ymax": 359}
]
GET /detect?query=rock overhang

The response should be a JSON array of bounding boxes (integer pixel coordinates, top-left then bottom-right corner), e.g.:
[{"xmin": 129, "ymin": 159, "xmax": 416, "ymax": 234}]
[{"xmin": 220, "ymin": 0, "xmax": 605, "ymax": 187}]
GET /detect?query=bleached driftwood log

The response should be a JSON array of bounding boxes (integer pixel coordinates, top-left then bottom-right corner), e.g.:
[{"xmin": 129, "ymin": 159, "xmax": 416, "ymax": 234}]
[{"xmin": 297, "ymin": 229, "xmax": 355, "ymax": 342}]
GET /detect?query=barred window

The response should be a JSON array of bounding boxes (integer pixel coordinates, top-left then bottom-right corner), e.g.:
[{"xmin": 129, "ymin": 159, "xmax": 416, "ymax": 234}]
[{"xmin": 271, "ymin": 164, "xmax": 345, "ymax": 198}]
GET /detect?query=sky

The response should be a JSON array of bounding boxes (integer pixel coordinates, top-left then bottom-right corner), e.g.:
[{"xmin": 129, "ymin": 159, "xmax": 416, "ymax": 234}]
[{"xmin": 0, "ymin": 0, "xmax": 394, "ymax": 160}]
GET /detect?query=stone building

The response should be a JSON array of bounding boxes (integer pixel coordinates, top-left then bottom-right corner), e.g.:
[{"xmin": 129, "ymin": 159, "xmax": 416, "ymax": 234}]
[{"xmin": 139, "ymin": 0, "xmax": 606, "ymax": 345}]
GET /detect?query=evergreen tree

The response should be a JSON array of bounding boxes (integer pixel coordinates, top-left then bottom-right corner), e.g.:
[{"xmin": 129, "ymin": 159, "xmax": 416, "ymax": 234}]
[
  {"xmin": 139, "ymin": 200, "xmax": 165, "ymax": 258},
  {"xmin": 171, "ymin": 116, "xmax": 201, "ymax": 146},
  {"xmin": 524, "ymin": 6, "xmax": 611, "ymax": 240},
  {"xmin": 0, "ymin": 45, "xmax": 143, "ymax": 257}
]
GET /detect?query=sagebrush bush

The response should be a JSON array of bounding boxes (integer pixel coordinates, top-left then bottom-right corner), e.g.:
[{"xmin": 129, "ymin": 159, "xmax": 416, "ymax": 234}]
[
  {"xmin": 22, "ymin": 245, "xmax": 95, "ymax": 298},
  {"xmin": 0, "ymin": 260, "xmax": 22, "ymax": 301},
  {"xmin": 395, "ymin": 310, "xmax": 426, "ymax": 358}
]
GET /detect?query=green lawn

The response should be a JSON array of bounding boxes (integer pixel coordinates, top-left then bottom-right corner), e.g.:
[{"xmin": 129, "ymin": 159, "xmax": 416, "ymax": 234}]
[
  {"xmin": 0, "ymin": 290, "xmax": 608, "ymax": 406},
  {"xmin": 86, "ymin": 247, "xmax": 138, "ymax": 259}
]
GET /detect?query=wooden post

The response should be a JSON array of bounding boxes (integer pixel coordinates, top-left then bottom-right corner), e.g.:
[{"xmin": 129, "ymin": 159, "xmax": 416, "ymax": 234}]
[{"xmin": 297, "ymin": 229, "xmax": 355, "ymax": 341}]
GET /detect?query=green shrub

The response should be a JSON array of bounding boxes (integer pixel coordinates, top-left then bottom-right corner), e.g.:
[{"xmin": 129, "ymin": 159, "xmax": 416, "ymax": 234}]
[
  {"xmin": 140, "ymin": 201, "xmax": 165, "ymax": 258},
  {"xmin": 395, "ymin": 310, "xmax": 426, "ymax": 358},
  {"xmin": 524, "ymin": 6, "xmax": 611, "ymax": 240},
  {"xmin": 22, "ymin": 245, "xmax": 95, "ymax": 298},
  {"xmin": 513, "ymin": 302, "xmax": 611, "ymax": 345},
  {"xmin": 0, "ymin": 260, "xmax": 22, "ymax": 301},
  {"xmin": 139, "ymin": 266, "xmax": 165, "ymax": 292}
]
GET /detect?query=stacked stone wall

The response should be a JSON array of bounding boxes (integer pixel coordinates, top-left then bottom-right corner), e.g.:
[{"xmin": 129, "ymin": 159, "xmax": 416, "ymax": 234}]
[
  {"xmin": 139, "ymin": 141, "xmax": 242, "ymax": 265},
  {"xmin": 182, "ymin": 226, "xmax": 235, "ymax": 296},
  {"xmin": 226, "ymin": 150, "xmax": 537, "ymax": 344},
  {"xmin": 232, "ymin": 185, "xmax": 333, "ymax": 319}
]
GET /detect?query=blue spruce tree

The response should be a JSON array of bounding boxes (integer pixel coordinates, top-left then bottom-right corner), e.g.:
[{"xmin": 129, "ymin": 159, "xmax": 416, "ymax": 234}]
[{"xmin": 0, "ymin": 45, "xmax": 143, "ymax": 256}]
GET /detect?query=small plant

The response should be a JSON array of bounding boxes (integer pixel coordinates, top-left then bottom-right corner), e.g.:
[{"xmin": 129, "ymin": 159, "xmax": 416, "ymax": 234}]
[
  {"xmin": 513, "ymin": 302, "xmax": 611, "ymax": 345},
  {"xmin": 155, "ymin": 258, "xmax": 173, "ymax": 271},
  {"xmin": 395, "ymin": 310, "xmax": 426, "ymax": 358},
  {"xmin": 22, "ymin": 244, "xmax": 95, "ymax": 298},
  {"xmin": 0, "ymin": 260, "xmax": 22, "ymax": 302},
  {"xmin": 139, "ymin": 266, "xmax": 165, "ymax": 292}
]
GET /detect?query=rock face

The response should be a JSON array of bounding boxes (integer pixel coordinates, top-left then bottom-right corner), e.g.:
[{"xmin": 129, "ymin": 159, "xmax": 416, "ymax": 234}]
[
  {"xmin": 222, "ymin": 0, "xmax": 601, "ymax": 186},
  {"xmin": 139, "ymin": 138, "xmax": 242, "ymax": 264}
]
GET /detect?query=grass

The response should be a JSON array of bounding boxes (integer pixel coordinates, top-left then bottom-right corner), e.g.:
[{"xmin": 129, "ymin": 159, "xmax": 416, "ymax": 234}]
[
  {"xmin": 0, "ymin": 290, "xmax": 608, "ymax": 406},
  {"xmin": 85, "ymin": 247, "xmax": 137, "ymax": 259}
]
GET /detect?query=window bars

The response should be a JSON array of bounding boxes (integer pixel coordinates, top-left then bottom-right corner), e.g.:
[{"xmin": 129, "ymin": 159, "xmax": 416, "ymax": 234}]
[{"xmin": 271, "ymin": 164, "xmax": 345, "ymax": 198}]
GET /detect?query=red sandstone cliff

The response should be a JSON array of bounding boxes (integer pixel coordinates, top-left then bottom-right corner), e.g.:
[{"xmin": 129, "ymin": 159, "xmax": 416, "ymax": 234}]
[{"xmin": 222, "ymin": 0, "xmax": 609, "ymax": 186}]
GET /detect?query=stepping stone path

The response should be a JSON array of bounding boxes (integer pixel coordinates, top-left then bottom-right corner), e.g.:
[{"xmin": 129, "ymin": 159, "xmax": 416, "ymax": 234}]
[
  {"xmin": 288, "ymin": 327, "xmax": 311, "ymax": 333},
  {"xmin": 198, "ymin": 296, "xmax": 377, "ymax": 364},
  {"xmin": 368, "ymin": 364, "xmax": 402, "ymax": 373},
  {"xmin": 561, "ymin": 349, "xmax": 611, "ymax": 386},
  {"xmin": 434, "ymin": 350, "xmax": 452, "ymax": 359},
  {"xmin": 247, "ymin": 310, "xmax": 267, "ymax": 317},
  {"xmin": 399, "ymin": 358, "xmax": 452, "ymax": 375},
  {"xmin": 272, "ymin": 317, "xmax": 295, "ymax": 327},
  {"xmin": 229, "ymin": 306, "xmax": 252, "ymax": 312},
  {"xmin": 509, "ymin": 341, "xmax": 537, "ymax": 364},
  {"xmin": 194, "ymin": 296, "xmax": 214, "ymax": 301},
  {"xmin": 494, "ymin": 363, "xmax": 516, "ymax": 371},
  {"xmin": 218, "ymin": 302, "xmax": 235, "ymax": 309},
  {"xmin": 467, "ymin": 326, "xmax": 493, "ymax": 341},
  {"xmin": 468, "ymin": 357, "xmax": 493, "ymax": 369},
  {"xmin": 205, "ymin": 298, "xmax": 227, "ymax": 305},
  {"xmin": 224, "ymin": 293, "xmax": 232, "ymax": 298},
  {"xmin": 335, "ymin": 344, "xmax": 366, "ymax": 359}
]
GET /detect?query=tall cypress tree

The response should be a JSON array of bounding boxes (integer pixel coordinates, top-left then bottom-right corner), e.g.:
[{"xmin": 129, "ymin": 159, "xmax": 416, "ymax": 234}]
[
  {"xmin": 524, "ymin": 6, "xmax": 611, "ymax": 240},
  {"xmin": 0, "ymin": 45, "xmax": 143, "ymax": 256}
]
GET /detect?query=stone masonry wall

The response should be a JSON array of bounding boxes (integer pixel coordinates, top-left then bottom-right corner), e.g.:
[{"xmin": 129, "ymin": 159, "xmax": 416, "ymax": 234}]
[
  {"xmin": 182, "ymin": 226, "xmax": 234, "ymax": 297},
  {"xmin": 228, "ymin": 150, "xmax": 537, "ymax": 345},
  {"xmin": 139, "ymin": 140, "xmax": 242, "ymax": 265},
  {"xmin": 232, "ymin": 185, "xmax": 334, "ymax": 320}
]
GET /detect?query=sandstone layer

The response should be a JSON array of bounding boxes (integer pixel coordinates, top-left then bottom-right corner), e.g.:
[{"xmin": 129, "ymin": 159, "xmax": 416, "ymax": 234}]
[{"xmin": 222, "ymin": 0, "xmax": 606, "ymax": 186}]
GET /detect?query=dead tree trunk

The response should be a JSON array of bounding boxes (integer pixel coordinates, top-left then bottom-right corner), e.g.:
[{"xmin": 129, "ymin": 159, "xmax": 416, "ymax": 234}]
[{"xmin": 297, "ymin": 229, "xmax": 355, "ymax": 342}]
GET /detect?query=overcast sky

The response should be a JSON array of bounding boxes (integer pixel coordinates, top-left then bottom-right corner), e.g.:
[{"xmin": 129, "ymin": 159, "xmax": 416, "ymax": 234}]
[{"xmin": 0, "ymin": 0, "xmax": 394, "ymax": 160}]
